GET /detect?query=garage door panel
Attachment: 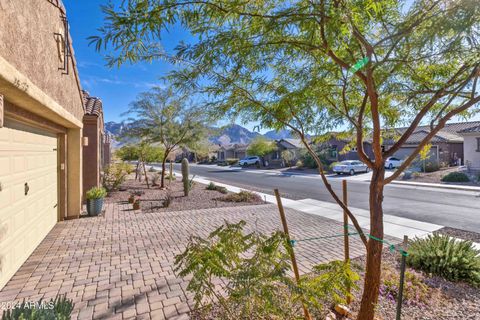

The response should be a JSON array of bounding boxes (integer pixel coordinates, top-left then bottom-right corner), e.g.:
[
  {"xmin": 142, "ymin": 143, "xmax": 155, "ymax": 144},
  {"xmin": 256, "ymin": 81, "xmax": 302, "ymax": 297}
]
[{"xmin": 0, "ymin": 120, "xmax": 58, "ymax": 290}]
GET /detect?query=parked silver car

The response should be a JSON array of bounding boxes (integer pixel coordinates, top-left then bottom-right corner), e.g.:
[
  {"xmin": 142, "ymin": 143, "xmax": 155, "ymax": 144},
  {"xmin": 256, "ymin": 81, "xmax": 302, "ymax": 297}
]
[
  {"xmin": 239, "ymin": 156, "xmax": 261, "ymax": 166},
  {"xmin": 333, "ymin": 160, "xmax": 369, "ymax": 175}
]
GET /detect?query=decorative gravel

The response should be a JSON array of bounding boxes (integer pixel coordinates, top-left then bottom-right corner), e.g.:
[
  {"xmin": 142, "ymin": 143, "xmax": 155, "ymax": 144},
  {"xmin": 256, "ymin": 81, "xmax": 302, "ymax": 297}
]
[
  {"xmin": 435, "ymin": 227, "xmax": 480, "ymax": 243},
  {"xmin": 107, "ymin": 173, "xmax": 265, "ymax": 212},
  {"xmin": 347, "ymin": 251, "xmax": 480, "ymax": 320}
]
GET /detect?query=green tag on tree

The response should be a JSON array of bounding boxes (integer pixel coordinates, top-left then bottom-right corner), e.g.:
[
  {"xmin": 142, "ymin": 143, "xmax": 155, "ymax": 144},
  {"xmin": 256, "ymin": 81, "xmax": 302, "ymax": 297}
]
[{"xmin": 349, "ymin": 57, "xmax": 369, "ymax": 73}]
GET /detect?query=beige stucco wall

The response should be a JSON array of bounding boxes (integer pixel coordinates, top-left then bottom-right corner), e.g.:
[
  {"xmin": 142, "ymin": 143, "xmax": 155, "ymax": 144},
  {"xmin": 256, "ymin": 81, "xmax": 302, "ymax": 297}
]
[
  {"xmin": 463, "ymin": 135, "xmax": 480, "ymax": 170},
  {"xmin": 0, "ymin": 0, "xmax": 84, "ymax": 122}
]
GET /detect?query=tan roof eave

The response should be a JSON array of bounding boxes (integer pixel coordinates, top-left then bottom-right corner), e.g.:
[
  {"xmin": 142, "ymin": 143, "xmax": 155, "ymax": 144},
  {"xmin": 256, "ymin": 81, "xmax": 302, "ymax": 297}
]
[{"xmin": 0, "ymin": 56, "xmax": 83, "ymax": 129}]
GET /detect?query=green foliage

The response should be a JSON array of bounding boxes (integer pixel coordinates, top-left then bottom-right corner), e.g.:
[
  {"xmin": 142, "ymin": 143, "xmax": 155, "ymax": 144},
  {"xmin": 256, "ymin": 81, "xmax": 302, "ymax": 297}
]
[
  {"xmin": 300, "ymin": 149, "xmax": 332, "ymax": 169},
  {"xmin": 116, "ymin": 144, "xmax": 164, "ymax": 163},
  {"xmin": 300, "ymin": 261, "xmax": 359, "ymax": 310},
  {"xmin": 86, "ymin": 186, "xmax": 107, "ymax": 200},
  {"xmin": 441, "ymin": 172, "xmax": 470, "ymax": 182},
  {"xmin": 295, "ymin": 160, "xmax": 303, "ymax": 168},
  {"xmin": 205, "ymin": 182, "xmax": 228, "ymax": 194},
  {"xmin": 2, "ymin": 295, "xmax": 74, "ymax": 320},
  {"xmin": 181, "ymin": 158, "xmax": 190, "ymax": 196},
  {"xmin": 281, "ymin": 150, "xmax": 294, "ymax": 166},
  {"xmin": 174, "ymin": 221, "xmax": 360, "ymax": 319},
  {"xmin": 247, "ymin": 137, "xmax": 277, "ymax": 157},
  {"xmin": 424, "ymin": 161, "xmax": 440, "ymax": 173},
  {"xmin": 406, "ymin": 234, "xmax": 480, "ymax": 286},
  {"xmin": 220, "ymin": 191, "xmax": 262, "ymax": 203},
  {"xmin": 103, "ymin": 162, "xmax": 133, "ymax": 191},
  {"xmin": 206, "ymin": 182, "xmax": 217, "ymax": 190}
]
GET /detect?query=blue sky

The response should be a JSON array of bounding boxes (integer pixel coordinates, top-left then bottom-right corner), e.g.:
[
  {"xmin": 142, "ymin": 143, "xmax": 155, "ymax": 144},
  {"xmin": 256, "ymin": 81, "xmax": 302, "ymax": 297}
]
[
  {"xmin": 64, "ymin": 1, "xmax": 184, "ymax": 123},
  {"xmin": 63, "ymin": 0, "xmax": 478, "ymax": 129}
]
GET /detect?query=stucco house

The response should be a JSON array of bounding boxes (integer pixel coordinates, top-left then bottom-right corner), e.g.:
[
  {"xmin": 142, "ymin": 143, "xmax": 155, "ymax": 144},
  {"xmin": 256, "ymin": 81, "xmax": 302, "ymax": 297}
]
[
  {"xmin": 263, "ymin": 139, "xmax": 305, "ymax": 167},
  {"xmin": 217, "ymin": 143, "xmax": 248, "ymax": 161},
  {"xmin": 82, "ymin": 91, "xmax": 110, "ymax": 198},
  {"xmin": 0, "ymin": 1, "xmax": 85, "ymax": 289},
  {"xmin": 383, "ymin": 122, "xmax": 480, "ymax": 166},
  {"xmin": 458, "ymin": 125, "xmax": 480, "ymax": 172}
]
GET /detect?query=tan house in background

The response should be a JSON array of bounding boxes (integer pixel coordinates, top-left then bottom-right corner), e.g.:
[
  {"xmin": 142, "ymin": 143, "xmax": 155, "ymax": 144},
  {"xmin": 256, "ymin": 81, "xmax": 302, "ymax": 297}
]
[{"xmin": 0, "ymin": 1, "xmax": 84, "ymax": 289}]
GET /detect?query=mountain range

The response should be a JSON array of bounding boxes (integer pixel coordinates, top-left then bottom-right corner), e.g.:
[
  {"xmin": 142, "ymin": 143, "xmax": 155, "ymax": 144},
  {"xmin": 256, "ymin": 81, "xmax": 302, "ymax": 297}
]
[{"xmin": 105, "ymin": 121, "xmax": 295, "ymax": 146}]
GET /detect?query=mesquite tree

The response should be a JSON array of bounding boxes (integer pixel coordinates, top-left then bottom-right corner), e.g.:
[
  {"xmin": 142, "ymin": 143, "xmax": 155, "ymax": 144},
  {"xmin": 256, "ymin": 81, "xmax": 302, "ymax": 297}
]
[
  {"xmin": 125, "ymin": 87, "xmax": 206, "ymax": 188},
  {"xmin": 91, "ymin": 1, "xmax": 480, "ymax": 318}
]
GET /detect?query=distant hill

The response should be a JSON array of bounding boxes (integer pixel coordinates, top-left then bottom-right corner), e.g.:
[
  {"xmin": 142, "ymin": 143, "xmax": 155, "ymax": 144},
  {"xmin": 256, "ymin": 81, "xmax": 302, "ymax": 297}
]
[
  {"xmin": 105, "ymin": 121, "xmax": 286, "ymax": 146},
  {"xmin": 209, "ymin": 124, "xmax": 261, "ymax": 145},
  {"xmin": 263, "ymin": 129, "xmax": 293, "ymax": 140}
]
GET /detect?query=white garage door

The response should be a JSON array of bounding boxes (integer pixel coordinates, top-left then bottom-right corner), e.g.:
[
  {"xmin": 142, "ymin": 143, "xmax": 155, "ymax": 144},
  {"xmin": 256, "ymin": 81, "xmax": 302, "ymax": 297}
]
[{"xmin": 0, "ymin": 119, "xmax": 58, "ymax": 289}]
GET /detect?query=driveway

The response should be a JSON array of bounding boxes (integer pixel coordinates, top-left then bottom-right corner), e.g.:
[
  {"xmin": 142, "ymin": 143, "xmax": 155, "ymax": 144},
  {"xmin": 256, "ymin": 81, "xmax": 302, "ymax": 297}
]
[{"xmin": 0, "ymin": 201, "xmax": 370, "ymax": 319}]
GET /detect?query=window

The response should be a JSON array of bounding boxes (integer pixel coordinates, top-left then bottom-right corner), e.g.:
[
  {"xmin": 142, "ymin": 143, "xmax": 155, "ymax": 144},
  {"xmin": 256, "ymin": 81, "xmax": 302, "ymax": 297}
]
[{"xmin": 476, "ymin": 138, "xmax": 480, "ymax": 152}]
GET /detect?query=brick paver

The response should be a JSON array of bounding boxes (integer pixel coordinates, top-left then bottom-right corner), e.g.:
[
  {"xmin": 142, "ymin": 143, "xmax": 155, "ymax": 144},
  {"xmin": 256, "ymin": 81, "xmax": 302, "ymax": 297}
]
[{"xmin": 0, "ymin": 201, "xmax": 375, "ymax": 319}]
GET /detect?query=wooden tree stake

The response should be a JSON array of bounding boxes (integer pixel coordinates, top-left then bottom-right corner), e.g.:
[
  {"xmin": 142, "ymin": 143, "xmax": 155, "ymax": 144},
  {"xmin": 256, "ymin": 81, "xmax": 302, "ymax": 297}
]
[
  {"xmin": 274, "ymin": 189, "xmax": 312, "ymax": 320},
  {"xmin": 343, "ymin": 179, "xmax": 351, "ymax": 303}
]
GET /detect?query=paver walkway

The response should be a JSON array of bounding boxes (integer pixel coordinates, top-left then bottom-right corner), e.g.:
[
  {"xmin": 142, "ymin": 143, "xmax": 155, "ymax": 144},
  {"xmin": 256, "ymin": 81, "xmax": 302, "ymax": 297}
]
[{"xmin": 0, "ymin": 201, "xmax": 382, "ymax": 319}]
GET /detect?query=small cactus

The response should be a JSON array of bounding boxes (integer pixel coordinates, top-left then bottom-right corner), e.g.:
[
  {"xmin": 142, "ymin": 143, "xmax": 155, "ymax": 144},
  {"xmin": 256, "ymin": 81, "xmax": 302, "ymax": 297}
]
[{"xmin": 181, "ymin": 158, "xmax": 190, "ymax": 196}]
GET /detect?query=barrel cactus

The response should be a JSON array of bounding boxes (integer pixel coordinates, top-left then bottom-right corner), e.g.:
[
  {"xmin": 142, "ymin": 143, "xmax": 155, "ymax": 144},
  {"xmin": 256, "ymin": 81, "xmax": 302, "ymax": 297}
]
[{"xmin": 181, "ymin": 158, "xmax": 190, "ymax": 196}]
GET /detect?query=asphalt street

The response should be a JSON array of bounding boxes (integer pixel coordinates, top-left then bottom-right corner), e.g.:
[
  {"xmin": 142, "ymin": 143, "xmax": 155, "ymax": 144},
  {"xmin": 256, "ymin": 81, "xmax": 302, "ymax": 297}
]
[{"xmin": 172, "ymin": 163, "xmax": 480, "ymax": 233}]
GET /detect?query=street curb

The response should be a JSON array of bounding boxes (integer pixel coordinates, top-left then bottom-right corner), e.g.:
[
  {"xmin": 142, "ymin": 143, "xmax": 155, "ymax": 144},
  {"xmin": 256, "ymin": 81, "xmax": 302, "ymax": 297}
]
[{"xmin": 391, "ymin": 180, "xmax": 480, "ymax": 192}]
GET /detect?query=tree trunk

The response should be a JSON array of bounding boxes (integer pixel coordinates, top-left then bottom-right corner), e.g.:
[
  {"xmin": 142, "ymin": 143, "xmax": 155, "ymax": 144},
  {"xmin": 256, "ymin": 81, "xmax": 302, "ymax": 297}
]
[
  {"xmin": 135, "ymin": 162, "xmax": 140, "ymax": 181},
  {"xmin": 161, "ymin": 158, "xmax": 167, "ymax": 189},
  {"xmin": 358, "ymin": 167, "xmax": 385, "ymax": 320},
  {"xmin": 143, "ymin": 162, "xmax": 150, "ymax": 189}
]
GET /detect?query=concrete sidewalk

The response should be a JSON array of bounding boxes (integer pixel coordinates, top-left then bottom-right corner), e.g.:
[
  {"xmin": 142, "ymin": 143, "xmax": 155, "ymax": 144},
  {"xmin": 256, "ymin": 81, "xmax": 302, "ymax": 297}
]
[{"xmin": 188, "ymin": 174, "xmax": 443, "ymax": 240}]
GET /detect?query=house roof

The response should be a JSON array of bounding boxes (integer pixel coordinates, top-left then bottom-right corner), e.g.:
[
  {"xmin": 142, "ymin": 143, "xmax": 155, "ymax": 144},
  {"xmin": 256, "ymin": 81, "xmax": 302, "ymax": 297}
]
[
  {"xmin": 458, "ymin": 125, "xmax": 480, "ymax": 134},
  {"xmin": 279, "ymin": 138, "xmax": 304, "ymax": 148},
  {"xmin": 384, "ymin": 121, "xmax": 480, "ymax": 144}
]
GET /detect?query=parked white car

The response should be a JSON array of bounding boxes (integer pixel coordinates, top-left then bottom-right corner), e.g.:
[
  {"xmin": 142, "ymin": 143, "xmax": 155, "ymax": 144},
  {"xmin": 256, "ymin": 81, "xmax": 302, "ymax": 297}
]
[
  {"xmin": 333, "ymin": 160, "xmax": 369, "ymax": 175},
  {"xmin": 385, "ymin": 157, "xmax": 403, "ymax": 169},
  {"xmin": 239, "ymin": 156, "xmax": 261, "ymax": 166}
]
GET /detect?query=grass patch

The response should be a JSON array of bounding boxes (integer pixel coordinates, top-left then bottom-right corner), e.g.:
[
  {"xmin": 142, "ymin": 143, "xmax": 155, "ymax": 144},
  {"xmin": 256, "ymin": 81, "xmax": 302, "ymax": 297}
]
[{"xmin": 205, "ymin": 182, "xmax": 228, "ymax": 194}]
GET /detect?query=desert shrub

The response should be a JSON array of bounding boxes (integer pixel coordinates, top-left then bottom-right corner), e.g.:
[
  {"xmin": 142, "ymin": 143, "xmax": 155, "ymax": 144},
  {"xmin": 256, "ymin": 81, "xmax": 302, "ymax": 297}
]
[
  {"xmin": 329, "ymin": 162, "xmax": 341, "ymax": 172},
  {"xmin": 299, "ymin": 149, "xmax": 331, "ymax": 169},
  {"xmin": 380, "ymin": 266, "xmax": 431, "ymax": 307},
  {"xmin": 86, "ymin": 187, "xmax": 107, "ymax": 200},
  {"xmin": 103, "ymin": 162, "xmax": 133, "ymax": 191},
  {"xmin": 441, "ymin": 172, "xmax": 470, "ymax": 182},
  {"xmin": 165, "ymin": 174, "xmax": 176, "ymax": 180},
  {"xmin": 206, "ymin": 182, "xmax": 228, "ymax": 194},
  {"xmin": 216, "ymin": 186, "xmax": 228, "ymax": 194},
  {"xmin": 220, "ymin": 190, "xmax": 262, "ymax": 203},
  {"xmin": 295, "ymin": 160, "xmax": 303, "ymax": 168},
  {"xmin": 151, "ymin": 173, "xmax": 160, "ymax": 186},
  {"xmin": 406, "ymin": 234, "xmax": 480, "ymax": 286},
  {"xmin": 206, "ymin": 182, "xmax": 217, "ymax": 190},
  {"xmin": 2, "ymin": 295, "xmax": 74, "ymax": 320},
  {"xmin": 174, "ymin": 220, "xmax": 359, "ymax": 319},
  {"xmin": 424, "ymin": 161, "xmax": 439, "ymax": 172},
  {"xmin": 226, "ymin": 158, "xmax": 240, "ymax": 165}
]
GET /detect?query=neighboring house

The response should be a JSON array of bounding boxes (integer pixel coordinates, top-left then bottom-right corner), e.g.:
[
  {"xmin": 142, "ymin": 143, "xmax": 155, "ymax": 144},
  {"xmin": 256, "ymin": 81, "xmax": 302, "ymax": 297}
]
[
  {"xmin": 0, "ymin": 1, "xmax": 84, "ymax": 289},
  {"xmin": 315, "ymin": 134, "xmax": 375, "ymax": 162},
  {"xmin": 82, "ymin": 91, "xmax": 110, "ymax": 198},
  {"xmin": 217, "ymin": 143, "xmax": 248, "ymax": 160},
  {"xmin": 458, "ymin": 125, "xmax": 480, "ymax": 172},
  {"xmin": 384, "ymin": 122, "xmax": 480, "ymax": 166},
  {"xmin": 264, "ymin": 139, "xmax": 305, "ymax": 167}
]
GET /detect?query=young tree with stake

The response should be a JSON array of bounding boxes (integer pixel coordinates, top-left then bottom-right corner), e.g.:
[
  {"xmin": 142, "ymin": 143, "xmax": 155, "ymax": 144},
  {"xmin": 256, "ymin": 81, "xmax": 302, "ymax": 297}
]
[
  {"xmin": 91, "ymin": 1, "xmax": 480, "ymax": 318},
  {"xmin": 124, "ymin": 87, "xmax": 207, "ymax": 189}
]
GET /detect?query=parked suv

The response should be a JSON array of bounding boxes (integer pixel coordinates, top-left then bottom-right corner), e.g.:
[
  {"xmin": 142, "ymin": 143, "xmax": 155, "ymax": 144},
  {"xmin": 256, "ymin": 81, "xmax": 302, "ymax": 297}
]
[{"xmin": 239, "ymin": 156, "xmax": 261, "ymax": 166}]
